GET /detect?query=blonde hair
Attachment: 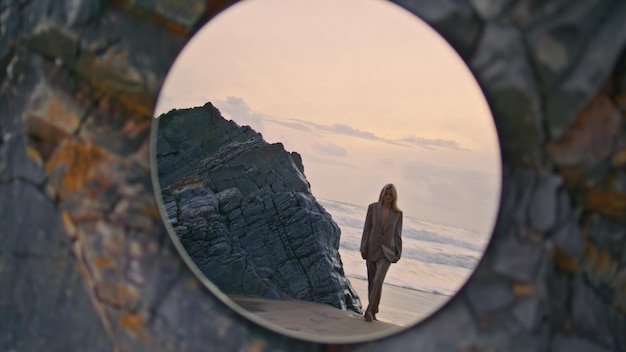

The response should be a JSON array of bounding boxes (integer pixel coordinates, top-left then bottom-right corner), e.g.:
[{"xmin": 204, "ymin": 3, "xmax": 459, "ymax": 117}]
[{"xmin": 378, "ymin": 183, "xmax": 401, "ymax": 212}]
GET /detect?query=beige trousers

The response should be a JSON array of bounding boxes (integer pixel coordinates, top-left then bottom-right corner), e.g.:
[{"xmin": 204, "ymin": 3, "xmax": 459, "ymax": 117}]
[{"xmin": 365, "ymin": 255, "xmax": 391, "ymax": 314}]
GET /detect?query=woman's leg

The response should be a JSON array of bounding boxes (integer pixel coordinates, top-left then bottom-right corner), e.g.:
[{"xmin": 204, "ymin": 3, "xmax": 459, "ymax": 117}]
[
  {"xmin": 364, "ymin": 260, "xmax": 376, "ymax": 321},
  {"xmin": 366, "ymin": 259, "xmax": 376, "ymax": 299},
  {"xmin": 367, "ymin": 257, "xmax": 391, "ymax": 315}
]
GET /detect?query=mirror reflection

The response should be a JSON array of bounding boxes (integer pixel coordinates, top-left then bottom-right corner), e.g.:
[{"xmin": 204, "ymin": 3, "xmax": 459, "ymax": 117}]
[{"xmin": 153, "ymin": 0, "xmax": 501, "ymax": 339}]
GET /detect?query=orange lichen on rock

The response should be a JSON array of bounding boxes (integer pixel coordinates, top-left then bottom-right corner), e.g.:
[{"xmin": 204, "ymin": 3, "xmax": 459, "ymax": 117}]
[
  {"xmin": 114, "ymin": 284, "xmax": 141, "ymax": 305},
  {"xmin": 61, "ymin": 210, "xmax": 78, "ymax": 239},
  {"xmin": 119, "ymin": 312, "xmax": 144, "ymax": 336},
  {"xmin": 26, "ymin": 144, "xmax": 44, "ymax": 166},
  {"xmin": 45, "ymin": 140, "xmax": 113, "ymax": 198},
  {"xmin": 584, "ymin": 241, "xmax": 618, "ymax": 279},
  {"xmin": 73, "ymin": 50, "xmax": 155, "ymax": 117},
  {"xmin": 594, "ymin": 250, "xmax": 618, "ymax": 277},
  {"xmin": 244, "ymin": 340, "xmax": 268, "ymax": 352},
  {"xmin": 100, "ymin": 282, "xmax": 141, "ymax": 308},
  {"xmin": 94, "ymin": 256, "xmax": 112, "ymax": 270},
  {"xmin": 513, "ymin": 283, "xmax": 535, "ymax": 296},
  {"xmin": 23, "ymin": 86, "xmax": 82, "ymax": 143},
  {"xmin": 610, "ymin": 146, "xmax": 626, "ymax": 167},
  {"xmin": 547, "ymin": 93, "xmax": 620, "ymax": 166},
  {"xmin": 553, "ymin": 245, "xmax": 579, "ymax": 273},
  {"xmin": 138, "ymin": 204, "xmax": 161, "ymax": 219},
  {"xmin": 586, "ymin": 190, "xmax": 626, "ymax": 221}
]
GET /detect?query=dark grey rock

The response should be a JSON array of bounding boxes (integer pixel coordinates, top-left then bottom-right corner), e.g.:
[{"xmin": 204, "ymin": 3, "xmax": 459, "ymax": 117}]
[
  {"xmin": 362, "ymin": 299, "xmax": 478, "ymax": 352},
  {"xmin": 468, "ymin": 0, "xmax": 514, "ymax": 20},
  {"xmin": 528, "ymin": 174, "xmax": 562, "ymax": 232},
  {"xmin": 470, "ymin": 22, "xmax": 545, "ymax": 168},
  {"xmin": 546, "ymin": 94, "xmax": 621, "ymax": 170},
  {"xmin": 64, "ymin": 0, "xmax": 105, "ymax": 26},
  {"xmin": 0, "ymin": 180, "xmax": 112, "ymax": 352},
  {"xmin": 512, "ymin": 297, "xmax": 543, "ymax": 332},
  {"xmin": 608, "ymin": 309, "xmax": 626, "ymax": 352},
  {"xmin": 550, "ymin": 334, "xmax": 612, "ymax": 352},
  {"xmin": 494, "ymin": 167, "xmax": 536, "ymax": 242},
  {"xmin": 492, "ymin": 234, "xmax": 546, "ymax": 282},
  {"xmin": 555, "ymin": 190, "xmax": 575, "ymax": 226},
  {"xmin": 525, "ymin": 1, "xmax": 611, "ymax": 90},
  {"xmin": 155, "ymin": 103, "xmax": 361, "ymax": 313},
  {"xmin": 571, "ymin": 277, "xmax": 615, "ymax": 349},
  {"xmin": 585, "ymin": 215, "xmax": 626, "ymax": 258},
  {"xmin": 0, "ymin": 133, "xmax": 46, "ymax": 184},
  {"xmin": 465, "ymin": 280, "xmax": 515, "ymax": 315},
  {"xmin": 504, "ymin": 328, "xmax": 551, "ymax": 352},
  {"xmin": 544, "ymin": 266, "xmax": 570, "ymax": 329},
  {"xmin": 527, "ymin": 1, "xmax": 626, "ymax": 139},
  {"xmin": 505, "ymin": 0, "xmax": 567, "ymax": 26},
  {"xmin": 549, "ymin": 216, "xmax": 584, "ymax": 264}
]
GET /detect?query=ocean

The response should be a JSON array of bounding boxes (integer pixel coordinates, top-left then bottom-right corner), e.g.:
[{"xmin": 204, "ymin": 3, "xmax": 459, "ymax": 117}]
[{"xmin": 319, "ymin": 199, "xmax": 492, "ymax": 300}]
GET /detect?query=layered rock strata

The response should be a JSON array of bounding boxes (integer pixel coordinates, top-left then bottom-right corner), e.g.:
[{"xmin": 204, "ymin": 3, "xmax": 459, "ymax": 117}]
[{"xmin": 155, "ymin": 103, "xmax": 361, "ymax": 313}]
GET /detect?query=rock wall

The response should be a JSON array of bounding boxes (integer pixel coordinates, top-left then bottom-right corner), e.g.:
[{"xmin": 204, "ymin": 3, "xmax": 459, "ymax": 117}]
[
  {"xmin": 1, "ymin": 0, "xmax": 626, "ymax": 351},
  {"xmin": 155, "ymin": 103, "xmax": 361, "ymax": 312}
]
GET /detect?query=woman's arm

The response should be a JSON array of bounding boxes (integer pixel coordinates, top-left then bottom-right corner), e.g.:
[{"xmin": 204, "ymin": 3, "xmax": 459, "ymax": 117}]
[
  {"xmin": 393, "ymin": 212, "xmax": 403, "ymax": 262},
  {"xmin": 360, "ymin": 204, "xmax": 373, "ymax": 259}
]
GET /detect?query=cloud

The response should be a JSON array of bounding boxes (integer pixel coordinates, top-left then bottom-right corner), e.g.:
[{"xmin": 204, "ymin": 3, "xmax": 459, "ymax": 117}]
[
  {"xmin": 290, "ymin": 119, "xmax": 380, "ymax": 141},
  {"xmin": 398, "ymin": 136, "xmax": 464, "ymax": 150},
  {"xmin": 320, "ymin": 123, "xmax": 379, "ymax": 141},
  {"xmin": 267, "ymin": 119, "xmax": 311, "ymax": 132},
  {"xmin": 212, "ymin": 96, "xmax": 463, "ymax": 152},
  {"xmin": 312, "ymin": 142, "xmax": 348, "ymax": 157},
  {"xmin": 213, "ymin": 96, "xmax": 268, "ymax": 132},
  {"xmin": 286, "ymin": 118, "xmax": 461, "ymax": 151}
]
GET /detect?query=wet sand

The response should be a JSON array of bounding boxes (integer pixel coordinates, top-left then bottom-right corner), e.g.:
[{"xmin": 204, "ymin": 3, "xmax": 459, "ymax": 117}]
[
  {"xmin": 349, "ymin": 277, "xmax": 450, "ymax": 327},
  {"xmin": 229, "ymin": 277, "xmax": 450, "ymax": 338}
]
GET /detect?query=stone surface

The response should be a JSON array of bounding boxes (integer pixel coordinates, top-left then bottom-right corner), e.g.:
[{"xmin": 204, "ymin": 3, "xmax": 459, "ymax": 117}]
[
  {"xmin": 0, "ymin": 180, "xmax": 112, "ymax": 351},
  {"xmin": 537, "ymin": 1, "xmax": 626, "ymax": 140},
  {"xmin": 528, "ymin": 173, "xmax": 562, "ymax": 232},
  {"xmin": 2, "ymin": 0, "xmax": 626, "ymax": 350},
  {"xmin": 551, "ymin": 334, "xmax": 611, "ymax": 352},
  {"xmin": 470, "ymin": 22, "xmax": 545, "ymax": 168},
  {"xmin": 155, "ymin": 103, "xmax": 362, "ymax": 313}
]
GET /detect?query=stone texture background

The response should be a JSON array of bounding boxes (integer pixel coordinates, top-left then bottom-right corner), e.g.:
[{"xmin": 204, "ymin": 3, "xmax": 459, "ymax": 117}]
[{"xmin": 1, "ymin": 0, "xmax": 625, "ymax": 351}]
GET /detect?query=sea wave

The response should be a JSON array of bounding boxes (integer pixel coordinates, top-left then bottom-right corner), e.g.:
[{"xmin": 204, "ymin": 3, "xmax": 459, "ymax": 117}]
[
  {"xmin": 346, "ymin": 275, "xmax": 451, "ymax": 297},
  {"xmin": 320, "ymin": 198, "xmax": 489, "ymax": 296}
]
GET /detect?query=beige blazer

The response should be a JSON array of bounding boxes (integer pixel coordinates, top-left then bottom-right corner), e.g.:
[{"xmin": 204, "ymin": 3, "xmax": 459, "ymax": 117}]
[{"xmin": 360, "ymin": 202, "xmax": 403, "ymax": 263}]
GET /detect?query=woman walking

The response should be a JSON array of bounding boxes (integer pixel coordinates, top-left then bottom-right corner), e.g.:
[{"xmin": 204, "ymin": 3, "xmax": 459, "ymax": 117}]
[{"xmin": 360, "ymin": 183, "xmax": 403, "ymax": 322}]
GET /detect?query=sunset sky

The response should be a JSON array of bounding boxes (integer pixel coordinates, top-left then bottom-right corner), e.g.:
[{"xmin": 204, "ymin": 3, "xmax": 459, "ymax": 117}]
[{"xmin": 154, "ymin": 0, "xmax": 502, "ymax": 234}]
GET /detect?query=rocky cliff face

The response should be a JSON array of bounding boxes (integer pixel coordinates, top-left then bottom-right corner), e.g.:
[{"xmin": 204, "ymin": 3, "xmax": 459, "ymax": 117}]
[{"xmin": 155, "ymin": 103, "xmax": 362, "ymax": 313}]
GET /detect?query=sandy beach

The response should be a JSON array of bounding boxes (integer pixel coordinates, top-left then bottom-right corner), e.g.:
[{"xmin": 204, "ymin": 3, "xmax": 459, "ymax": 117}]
[
  {"xmin": 349, "ymin": 277, "xmax": 450, "ymax": 327},
  {"xmin": 229, "ymin": 277, "xmax": 450, "ymax": 338}
]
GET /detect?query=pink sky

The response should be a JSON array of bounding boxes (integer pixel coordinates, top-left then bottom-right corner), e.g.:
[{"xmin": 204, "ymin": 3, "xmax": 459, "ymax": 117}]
[{"xmin": 155, "ymin": 0, "xmax": 502, "ymax": 234}]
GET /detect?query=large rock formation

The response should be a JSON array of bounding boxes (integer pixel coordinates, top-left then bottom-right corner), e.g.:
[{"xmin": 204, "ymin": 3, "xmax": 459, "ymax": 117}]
[{"xmin": 155, "ymin": 103, "xmax": 362, "ymax": 313}]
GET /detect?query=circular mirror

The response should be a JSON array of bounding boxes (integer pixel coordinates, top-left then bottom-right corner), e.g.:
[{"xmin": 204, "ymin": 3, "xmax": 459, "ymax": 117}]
[{"xmin": 152, "ymin": 0, "xmax": 501, "ymax": 342}]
